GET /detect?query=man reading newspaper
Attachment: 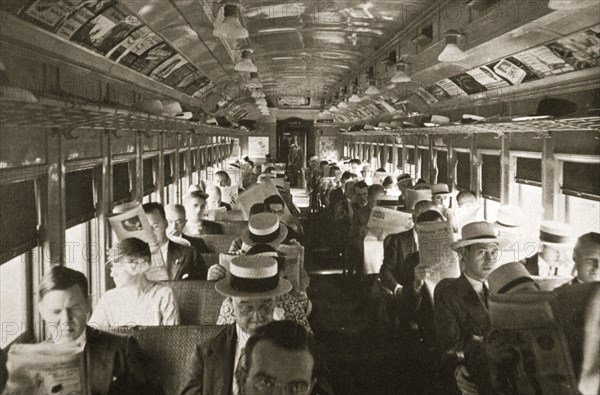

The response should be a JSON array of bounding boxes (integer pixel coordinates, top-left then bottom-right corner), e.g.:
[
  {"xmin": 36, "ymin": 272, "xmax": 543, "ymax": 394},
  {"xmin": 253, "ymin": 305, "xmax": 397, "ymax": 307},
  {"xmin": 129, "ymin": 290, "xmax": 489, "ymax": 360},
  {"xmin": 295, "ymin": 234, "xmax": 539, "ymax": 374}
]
[{"xmin": 2, "ymin": 266, "xmax": 161, "ymax": 395}]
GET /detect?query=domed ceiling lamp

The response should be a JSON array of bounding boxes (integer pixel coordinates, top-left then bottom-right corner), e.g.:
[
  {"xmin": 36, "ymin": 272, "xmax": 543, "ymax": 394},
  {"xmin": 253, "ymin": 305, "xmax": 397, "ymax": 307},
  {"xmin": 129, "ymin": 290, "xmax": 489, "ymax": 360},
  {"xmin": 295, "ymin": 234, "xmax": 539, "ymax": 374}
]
[
  {"xmin": 547, "ymin": 0, "xmax": 598, "ymax": 9},
  {"xmin": 364, "ymin": 68, "xmax": 380, "ymax": 96},
  {"xmin": 245, "ymin": 72, "xmax": 262, "ymax": 89},
  {"xmin": 338, "ymin": 100, "xmax": 349, "ymax": 109},
  {"xmin": 234, "ymin": 49, "xmax": 257, "ymax": 72},
  {"xmin": 250, "ymin": 89, "xmax": 265, "ymax": 99},
  {"xmin": 329, "ymin": 105, "xmax": 338, "ymax": 112},
  {"xmin": 438, "ymin": 30, "xmax": 467, "ymax": 62},
  {"xmin": 348, "ymin": 84, "xmax": 361, "ymax": 102},
  {"xmin": 391, "ymin": 59, "xmax": 411, "ymax": 83},
  {"xmin": 213, "ymin": 3, "xmax": 249, "ymax": 40}
]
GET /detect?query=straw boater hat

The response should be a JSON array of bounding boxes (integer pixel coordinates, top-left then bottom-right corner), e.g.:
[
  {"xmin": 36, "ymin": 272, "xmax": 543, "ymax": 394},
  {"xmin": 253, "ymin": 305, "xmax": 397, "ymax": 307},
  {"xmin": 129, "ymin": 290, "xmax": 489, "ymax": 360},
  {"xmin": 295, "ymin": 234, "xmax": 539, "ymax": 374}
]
[
  {"xmin": 451, "ymin": 221, "xmax": 510, "ymax": 251},
  {"xmin": 488, "ymin": 262, "xmax": 537, "ymax": 295},
  {"xmin": 431, "ymin": 183, "xmax": 450, "ymax": 195},
  {"xmin": 215, "ymin": 255, "xmax": 292, "ymax": 298},
  {"xmin": 241, "ymin": 213, "xmax": 288, "ymax": 246},
  {"xmin": 404, "ymin": 188, "xmax": 432, "ymax": 211},
  {"xmin": 539, "ymin": 221, "xmax": 574, "ymax": 249}
]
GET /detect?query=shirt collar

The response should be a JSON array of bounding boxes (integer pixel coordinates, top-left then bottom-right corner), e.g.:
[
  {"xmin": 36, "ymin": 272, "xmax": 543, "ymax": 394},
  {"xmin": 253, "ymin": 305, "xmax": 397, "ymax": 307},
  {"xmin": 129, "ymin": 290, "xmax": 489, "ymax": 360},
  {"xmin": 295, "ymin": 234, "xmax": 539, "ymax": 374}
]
[
  {"xmin": 74, "ymin": 329, "xmax": 86, "ymax": 350},
  {"xmin": 235, "ymin": 324, "xmax": 251, "ymax": 348},
  {"xmin": 464, "ymin": 273, "xmax": 487, "ymax": 293}
]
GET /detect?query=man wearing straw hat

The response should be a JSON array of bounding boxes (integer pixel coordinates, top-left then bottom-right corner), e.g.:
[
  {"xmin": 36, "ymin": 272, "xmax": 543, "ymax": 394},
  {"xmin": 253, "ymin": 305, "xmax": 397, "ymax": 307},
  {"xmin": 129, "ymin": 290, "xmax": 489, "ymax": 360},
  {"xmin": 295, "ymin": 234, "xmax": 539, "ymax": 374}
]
[
  {"xmin": 180, "ymin": 256, "xmax": 332, "ymax": 395},
  {"xmin": 433, "ymin": 221, "xmax": 509, "ymax": 395},
  {"xmin": 524, "ymin": 221, "xmax": 575, "ymax": 277}
]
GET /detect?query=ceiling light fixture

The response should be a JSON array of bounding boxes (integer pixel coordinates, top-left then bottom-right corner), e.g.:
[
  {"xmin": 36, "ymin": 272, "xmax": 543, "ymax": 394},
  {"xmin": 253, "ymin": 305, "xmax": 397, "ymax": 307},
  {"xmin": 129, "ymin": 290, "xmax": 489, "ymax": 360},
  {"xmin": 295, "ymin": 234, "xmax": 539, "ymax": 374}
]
[
  {"xmin": 438, "ymin": 30, "xmax": 467, "ymax": 62},
  {"xmin": 213, "ymin": 3, "xmax": 249, "ymax": 40},
  {"xmin": 348, "ymin": 93, "xmax": 362, "ymax": 102},
  {"xmin": 338, "ymin": 101, "xmax": 349, "ymax": 109},
  {"xmin": 235, "ymin": 50, "xmax": 257, "ymax": 72},
  {"xmin": 245, "ymin": 72, "xmax": 262, "ymax": 89},
  {"xmin": 329, "ymin": 105, "xmax": 338, "ymax": 112},
  {"xmin": 391, "ymin": 60, "xmax": 411, "ymax": 83},
  {"xmin": 365, "ymin": 80, "xmax": 380, "ymax": 95},
  {"xmin": 547, "ymin": 0, "xmax": 598, "ymax": 9}
]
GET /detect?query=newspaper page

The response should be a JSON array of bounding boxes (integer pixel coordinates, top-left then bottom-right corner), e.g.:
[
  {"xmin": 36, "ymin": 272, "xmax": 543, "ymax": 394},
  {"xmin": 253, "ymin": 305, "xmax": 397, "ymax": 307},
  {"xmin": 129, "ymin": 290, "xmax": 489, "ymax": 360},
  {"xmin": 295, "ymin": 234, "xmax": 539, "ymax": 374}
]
[
  {"xmin": 5, "ymin": 343, "xmax": 87, "ymax": 395},
  {"xmin": 366, "ymin": 207, "xmax": 413, "ymax": 240},
  {"xmin": 107, "ymin": 202, "xmax": 156, "ymax": 245},
  {"xmin": 202, "ymin": 207, "xmax": 227, "ymax": 221},
  {"xmin": 363, "ymin": 232, "xmax": 385, "ymax": 275},
  {"xmin": 276, "ymin": 244, "xmax": 304, "ymax": 292},
  {"xmin": 373, "ymin": 171, "xmax": 392, "ymax": 186},
  {"xmin": 217, "ymin": 184, "xmax": 239, "ymax": 205},
  {"xmin": 416, "ymin": 221, "xmax": 460, "ymax": 301},
  {"xmin": 488, "ymin": 292, "xmax": 579, "ymax": 395},
  {"xmin": 238, "ymin": 181, "xmax": 291, "ymax": 220}
]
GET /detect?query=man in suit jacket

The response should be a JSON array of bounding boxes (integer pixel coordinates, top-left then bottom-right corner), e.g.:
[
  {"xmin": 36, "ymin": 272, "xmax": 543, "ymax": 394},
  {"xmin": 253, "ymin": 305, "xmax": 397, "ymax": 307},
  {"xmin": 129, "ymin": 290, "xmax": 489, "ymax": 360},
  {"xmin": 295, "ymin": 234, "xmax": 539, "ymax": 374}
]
[
  {"xmin": 523, "ymin": 221, "xmax": 574, "ymax": 277},
  {"xmin": 327, "ymin": 171, "xmax": 356, "ymax": 211},
  {"xmin": 180, "ymin": 256, "xmax": 332, "ymax": 395},
  {"xmin": 182, "ymin": 191, "xmax": 225, "ymax": 235},
  {"xmin": 144, "ymin": 203, "xmax": 207, "ymax": 280},
  {"xmin": 434, "ymin": 222, "xmax": 509, "ymax": 395},
  {"xmin": 2, "ymin": 266, "xmax": 160, "ymax": 395}
]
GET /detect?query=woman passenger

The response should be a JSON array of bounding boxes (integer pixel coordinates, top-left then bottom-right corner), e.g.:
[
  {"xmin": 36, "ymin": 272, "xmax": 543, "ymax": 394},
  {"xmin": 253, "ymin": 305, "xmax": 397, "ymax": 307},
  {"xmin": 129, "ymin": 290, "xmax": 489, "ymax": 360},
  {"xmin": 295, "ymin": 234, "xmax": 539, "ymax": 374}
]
[{"xmin": 89, "ymin": 238, "xmax": 180, "ymax": 327}]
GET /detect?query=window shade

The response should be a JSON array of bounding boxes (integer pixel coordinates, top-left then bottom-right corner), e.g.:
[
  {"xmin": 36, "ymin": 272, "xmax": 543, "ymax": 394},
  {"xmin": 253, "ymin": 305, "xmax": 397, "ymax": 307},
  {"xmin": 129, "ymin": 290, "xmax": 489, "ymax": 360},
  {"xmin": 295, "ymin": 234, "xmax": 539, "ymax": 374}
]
[
  {"xmin": 1, "ymin": 180, "xmax": 38, "ymax": 263},
  {"xmin": 516, "ymin": 157, "xmax": 541, "ymax": 185},
  {"xmin": 143, "ymin": 159, "xmax": 154, "ymax": 195},
  {"xmin": 562, "ymin": 162, "xmax": 600, "ymax": 198},
  {"xmin": 420, "ymin": 149, "xmax": 430, "ymax": 181},
  {"xmin": 164, "ymin": 155, "xmax": 172, "ymax": 185},
  {"xmin": 66, "ymin": 169, "xmax": 95, "ymax": 227},
  {"xmin": 112, "ymin": 163, "xmax": 131, "ymax": 203},
  {"xmin": 437, "ymin": 151, "xmax": 448, "ymax": 184},
  {"xmin": 408, "ymin": 149, "xmax": 415, "ymax": 164},
  {"xmin": 179, "ymin": 153, "xmax": 186, "ymax": 178},
  {"xmin": 456, "ymin": 152, "xmax": 471, "ymax": 190},
  {"xmin": 191, "ymin": 150, "xmax": 197, "ymax": 172},
  {"xmin": 481, "ymin": 154, "xmax": 501, "ymax": 199}
]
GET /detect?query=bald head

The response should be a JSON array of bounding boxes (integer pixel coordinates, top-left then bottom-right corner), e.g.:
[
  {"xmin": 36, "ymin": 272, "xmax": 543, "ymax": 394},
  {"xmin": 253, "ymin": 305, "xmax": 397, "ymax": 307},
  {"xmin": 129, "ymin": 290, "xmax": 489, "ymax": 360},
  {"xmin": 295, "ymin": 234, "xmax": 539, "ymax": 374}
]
[{"xmin": 574, "ymin": 232, "xmax": 600, "ymax": 283}]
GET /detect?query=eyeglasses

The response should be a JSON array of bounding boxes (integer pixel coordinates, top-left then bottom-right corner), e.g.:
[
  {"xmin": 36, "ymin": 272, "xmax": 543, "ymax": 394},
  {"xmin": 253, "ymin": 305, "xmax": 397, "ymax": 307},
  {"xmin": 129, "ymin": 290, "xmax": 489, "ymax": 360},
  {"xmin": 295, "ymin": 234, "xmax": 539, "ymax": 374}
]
[
  {"xmin": 237, "ymin": 301, "xmax": 275, "ymax": 317},
  {"xmin": 251, "ymin": 376, "xmax": 310, "ymax": 395}
]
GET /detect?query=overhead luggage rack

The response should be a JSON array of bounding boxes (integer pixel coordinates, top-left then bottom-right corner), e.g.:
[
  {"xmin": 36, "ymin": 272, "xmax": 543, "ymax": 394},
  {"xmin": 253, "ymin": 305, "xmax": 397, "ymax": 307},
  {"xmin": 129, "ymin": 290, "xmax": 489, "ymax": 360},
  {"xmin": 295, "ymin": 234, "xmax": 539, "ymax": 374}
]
[
  {"xmin": 0, "ymin": 96, "xmax": 245, "ymax": 135},
  {"xmin": 341, "ymin": 116, "xmax": 600, "ymax": 137}
]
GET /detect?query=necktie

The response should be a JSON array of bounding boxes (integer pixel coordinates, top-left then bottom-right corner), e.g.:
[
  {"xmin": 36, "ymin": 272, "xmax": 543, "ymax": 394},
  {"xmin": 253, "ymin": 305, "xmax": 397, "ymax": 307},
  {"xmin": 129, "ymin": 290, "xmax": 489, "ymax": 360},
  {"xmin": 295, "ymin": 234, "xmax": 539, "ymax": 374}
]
[
  {"xmin": 233, "ymin": 348, "xmax": 246, "ymax": 395},
  {"xmin": 482, "ymin": 283, "xmax": 489, "ymax": 309}
]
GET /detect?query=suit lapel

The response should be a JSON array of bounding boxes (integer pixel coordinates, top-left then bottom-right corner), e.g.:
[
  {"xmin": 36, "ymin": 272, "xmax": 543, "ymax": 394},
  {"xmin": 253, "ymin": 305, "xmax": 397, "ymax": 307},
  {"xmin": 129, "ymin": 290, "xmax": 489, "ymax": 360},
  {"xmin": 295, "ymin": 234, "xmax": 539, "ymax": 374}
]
[
  {"xmin": 400, "ymin": 230, "xmax": 417, "ymax": 260},
  {"xmin": 456, "ymin": 275, "xmax": 490, "ymax": 334},
  {"xmin": 167, "ymin": 241, "xmax": 183, "ymax": 280},
  {"xmin": 206, "ymin": 325, "xmax": 237, "ymax": 395}
]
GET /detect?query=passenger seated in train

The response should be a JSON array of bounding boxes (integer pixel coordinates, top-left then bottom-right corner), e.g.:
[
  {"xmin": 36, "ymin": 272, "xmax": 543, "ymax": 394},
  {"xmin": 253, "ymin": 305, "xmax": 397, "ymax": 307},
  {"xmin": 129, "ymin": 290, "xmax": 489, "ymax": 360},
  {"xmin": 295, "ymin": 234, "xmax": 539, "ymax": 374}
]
[
  {"xmin": 346, "ymin": 181, "xmax": 372, "ymax": 275},
  {"xmin": 433, "ymin": 222, "xmax": 509, "ymax": 395},
  {"xmin": 227, "ymin": 204, "xmax": 265, "ymax": 255},
  {"xmin": 264, "ymin": 194, "xmax": 303, "ymax": 242},
  {"xmin": 90, "ymin": 238, "xmax": 180, "ymax": 327},
  {"xmin": 180, "ymin": 256, "xmax": 331, "ymax": 395},
  {"xmin": 206, "ymin": 185, "xmax": 232, "ymax": 211},
  {"xmin": 348, "ymin": 158, "xmax": 362, "ymax": 176},
  {"xmin": 456, "ymin": 190, "xmax": 479, "ymax": 208},
  {"xmin": 143, "ymin": 203, "xmax": 207, "ymax": 280},
  {"xmin": 165, "ymin": 203, "xmax": 213, "ymax": 255},
  {"xmin": 2, "ymin": 266, "xmax": 162, "ymax": 395},
  {"xmin": 214, "ymin": 170, "xmax": 232, "ymax": 187},
  {"xmin": 182, "ymin": 190, "xmax": 224, "ymax": 235},
  {"xmin": 216, "ymin": 246, "xmax": 312, "ymax": 331},
  {"xmin": 236, "ymin": 321, "xmax": 318, "ymax": 395},
  {"xmin": 570, "ymin": 232, "xmax": 600, "ymax": 284},
  {"xmin": 396, "ymin": 173, "xmax": 413, "ymax": 206},
  {"xmin": 523, "ymin": 221, "xmax": 575, "ymax": 277},
  {"xmin": 493, "ymin": 205, "xmax": 525, "ymax": 243},
  {"xmin": 431, "ymin": 183, "xmax": 458, "ymax": 233},
  {"xmin": 579, "ymin": 287, "xmax": 600, "ymax": 395},
  {"xmin": 327, "ymin": 170, "xmax": 357, "ymax": 211},
  {"xmin": 360, "ymin": 164, "xmax": 373, "ymax": 185},
  {"xmin": 379, "ymin": 198, "xmax": 437, "ymax": 297}
]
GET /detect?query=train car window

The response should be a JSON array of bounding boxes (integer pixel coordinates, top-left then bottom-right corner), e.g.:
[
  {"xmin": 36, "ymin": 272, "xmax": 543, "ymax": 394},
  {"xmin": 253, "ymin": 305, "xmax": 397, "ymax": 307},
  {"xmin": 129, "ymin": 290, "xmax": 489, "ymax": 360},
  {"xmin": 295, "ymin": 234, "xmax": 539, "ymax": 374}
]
[
  {"xmin": 65, "ymin": 222, "xmax": 91, "ymax": 277},
  {"xmin": 0, "ymin": 253, "xmax": 28, "ymax": 349},
  {"xmin": 164, "ymin": 154, "xmax": 173, "ymax": 185},
  {"xmin": 563, "ymin": 195, "xmax": 600, "ymax": 234},
  {"xmin": 112, "ymin": 163, "xmax": 131, "ymax": 204},
  {"xmin": 436, "ymin": 151, "xmax": 448, "ymax": 185},
  {"xmin": 518, "ymin": 183, "xmax": 543, "ymax": 238},
  {"xmin": 0, "ymin": 180, "xmax": 38, "ymax": 263},
  {"xmin": 562, "ymin": 162, "xmax": 600, "ymax": 199},
  {"xmin": 481, "ymin": 154, "xmax": 501, "ymax": 200},
  {"xmin": 179, "ymin": 153, "xmax": 186, "ymax": 179},
  {"xmin": 456, "ymin": 152, "xmax": 471, "ymax": 190},
  {"xmin": 143, "ymin": 158, "xmax": 155, "ymax": 196},
  {"xmin": 516, "ymin": 157, "xmax": 541, "ymax": 185},
  {"xmin": 65, "ymin": 169, "xmax": 95, "ymax": 228},
  {"xmin": 420, "ymin": 149, "xmax": 430, "ymax": 181}
]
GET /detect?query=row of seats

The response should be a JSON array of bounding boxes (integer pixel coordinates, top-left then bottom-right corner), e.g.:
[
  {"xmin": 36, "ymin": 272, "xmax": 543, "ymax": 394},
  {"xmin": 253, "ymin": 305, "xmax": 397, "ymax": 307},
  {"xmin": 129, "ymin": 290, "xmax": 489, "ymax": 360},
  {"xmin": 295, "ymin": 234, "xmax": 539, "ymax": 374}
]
[{"xmin": 162, "ymin": 281, "xmax": 226, "ymax": 325}]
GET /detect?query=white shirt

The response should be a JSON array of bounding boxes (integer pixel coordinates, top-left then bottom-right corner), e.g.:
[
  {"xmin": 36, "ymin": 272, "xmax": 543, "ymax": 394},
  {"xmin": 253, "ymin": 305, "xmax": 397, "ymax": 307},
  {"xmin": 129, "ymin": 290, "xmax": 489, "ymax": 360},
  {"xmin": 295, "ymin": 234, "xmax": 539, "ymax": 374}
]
[
  {"xmin": 147, "ymin": 242, "xmax": 170, "ymax": 281},
  {"xmin": 464, "ymin": 273, "xmax": 489, "ymax": 305},
  {"xmin": 537, "ymin": 254, "xmax": 573, "ymax": 278},
  {"xmin": 89, "ymin": 282, "xmax": 180, "ymax": 327},
  {"xmin": 232, "ymin": 324, "xmax": 251, "ymax": 395}
]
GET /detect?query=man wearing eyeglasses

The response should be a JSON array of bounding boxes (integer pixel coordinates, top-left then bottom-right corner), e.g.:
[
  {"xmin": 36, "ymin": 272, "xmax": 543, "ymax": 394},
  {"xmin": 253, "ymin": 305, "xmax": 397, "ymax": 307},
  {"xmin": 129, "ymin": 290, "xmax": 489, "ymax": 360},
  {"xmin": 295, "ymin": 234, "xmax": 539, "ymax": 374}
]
[{"xmin": 237, "ymin": 321, "xmax": 316, "ymax": 395}]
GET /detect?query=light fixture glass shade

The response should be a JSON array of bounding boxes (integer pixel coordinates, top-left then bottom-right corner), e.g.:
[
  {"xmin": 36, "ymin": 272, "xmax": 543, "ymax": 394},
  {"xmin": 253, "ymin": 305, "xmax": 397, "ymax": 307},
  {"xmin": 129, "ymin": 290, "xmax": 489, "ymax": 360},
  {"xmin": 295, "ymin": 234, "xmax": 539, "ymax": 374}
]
[
  {"xmin": 548, "ymin": 0, "xmax": 597, "ymax": 9},
  {"xmin": 365, "ymin": 84, "xmax": 380, "ymax": 95},
  {"xmin": 438, "ymin": 42, "xmax": 467, "ymax": 62},
  {"xmin": 348, "ymin": 94, "xmax": 361, "ymax": 103},
  {"xmin": 234, "ymin": 50, "xmax": 257, "ymax": 72},
  {"xmin": 245, "ymin": 72, "xmax": 262, "ymax": 89},
  {"xmin": 391, "ymin": 62, "xmax": 411, "ymax": 83},
  {"xmin": 329, "ymin": 106, "xmax": 338, "ymax": 112},
  {"xmin": 337, "ymin": 101, "xmax": 349, "ymax": 109},
  {"xmin": 321, "ymin": 109, "xmax": 332, "ymax": 116},
  {"xmin": 250, "ymin": 89, "xmax": 265, "ymax": 98},
  {"xmin": 213, "ymin": 4, "xmax": 249, "ymax": 40}
]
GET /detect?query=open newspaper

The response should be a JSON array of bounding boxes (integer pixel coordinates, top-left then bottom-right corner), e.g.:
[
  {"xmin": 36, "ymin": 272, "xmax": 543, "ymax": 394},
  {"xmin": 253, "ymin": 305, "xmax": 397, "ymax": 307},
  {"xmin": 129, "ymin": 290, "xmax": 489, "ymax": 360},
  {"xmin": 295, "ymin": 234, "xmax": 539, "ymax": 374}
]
[
  {"xmin": 238, "ymin": 180, "xmax": 291, "ymax": 220},
  {"xmin": 277, "ymin": 244, "xmax": 304, "ymax": 293},
  {"xmin": 415, "ymin": 220, "xmax": 460, "ymax": 302},
  {"xmin": 366, "ymin": 206, "xmax": 413, "ymax": 240},
  {"xmin": 201, "ymin": 207, "xmax": 227, "ymax": 221},
  {"xmin": 107, "ymin": 202, "xmax": 156, "ymax": 246},
  {"xmin": 488, "ymin": 292, "xmax": 580, "ymax": 395},
  {"xmin": 4, "ymin": 343, "xmax": 87, "ymax": 395},
  {"xmin": 218, "ymin": 184, "xmax": 239, "ymax": 205},
  {"xmin": 373, "ymin": 171, "xmax": 392, "ymax": 186}
]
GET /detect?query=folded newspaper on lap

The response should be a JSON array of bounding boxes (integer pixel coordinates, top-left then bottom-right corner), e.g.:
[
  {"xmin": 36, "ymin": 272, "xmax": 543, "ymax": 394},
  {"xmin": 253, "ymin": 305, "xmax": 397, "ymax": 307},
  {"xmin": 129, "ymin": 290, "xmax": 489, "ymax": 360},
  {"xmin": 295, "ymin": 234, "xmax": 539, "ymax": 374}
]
[
  {"xmin": 488, "ymin": 292, "xmax": 580, "ymax": 395},
  {"xmin": 416, "ymin": 221, "xmax": 460, "ymax": 302},
  {"xmin": 5, "ymin": 343, "xmax": 87, "ymax": 395},
  {"xmin": 366, "ymin": 207, "xmax": 413, "ymax": 240},
  {"xmin": 108, "ymin": 202, "xmax": 156, "ymax": 245}
]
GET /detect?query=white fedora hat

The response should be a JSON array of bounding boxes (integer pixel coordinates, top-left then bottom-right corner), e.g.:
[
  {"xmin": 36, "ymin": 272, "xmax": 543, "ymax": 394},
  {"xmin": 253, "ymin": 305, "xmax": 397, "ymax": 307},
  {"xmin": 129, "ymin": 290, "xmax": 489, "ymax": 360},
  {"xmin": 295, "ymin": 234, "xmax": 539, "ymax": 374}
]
[
  {"xmin": 495, "ymin": 205, "xmax": 523, "ymax": 229},
  {"xmin": 431, "ymin": 183, "xmax": 450, "ymax": 195},
  {"xmin": 539, "ymin": 221, "xmax": 574, "ymax": 249},
  {"xmin": 451, "ymin": 221, "xmax": 510, "ymax": 250},
  {"xmin": 215, "ymin": 255, "xmax": 292, "ymax": 299},
  {"xmin": 241, "ymin": 213, "xmax": 288, "ymax": 246}
]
